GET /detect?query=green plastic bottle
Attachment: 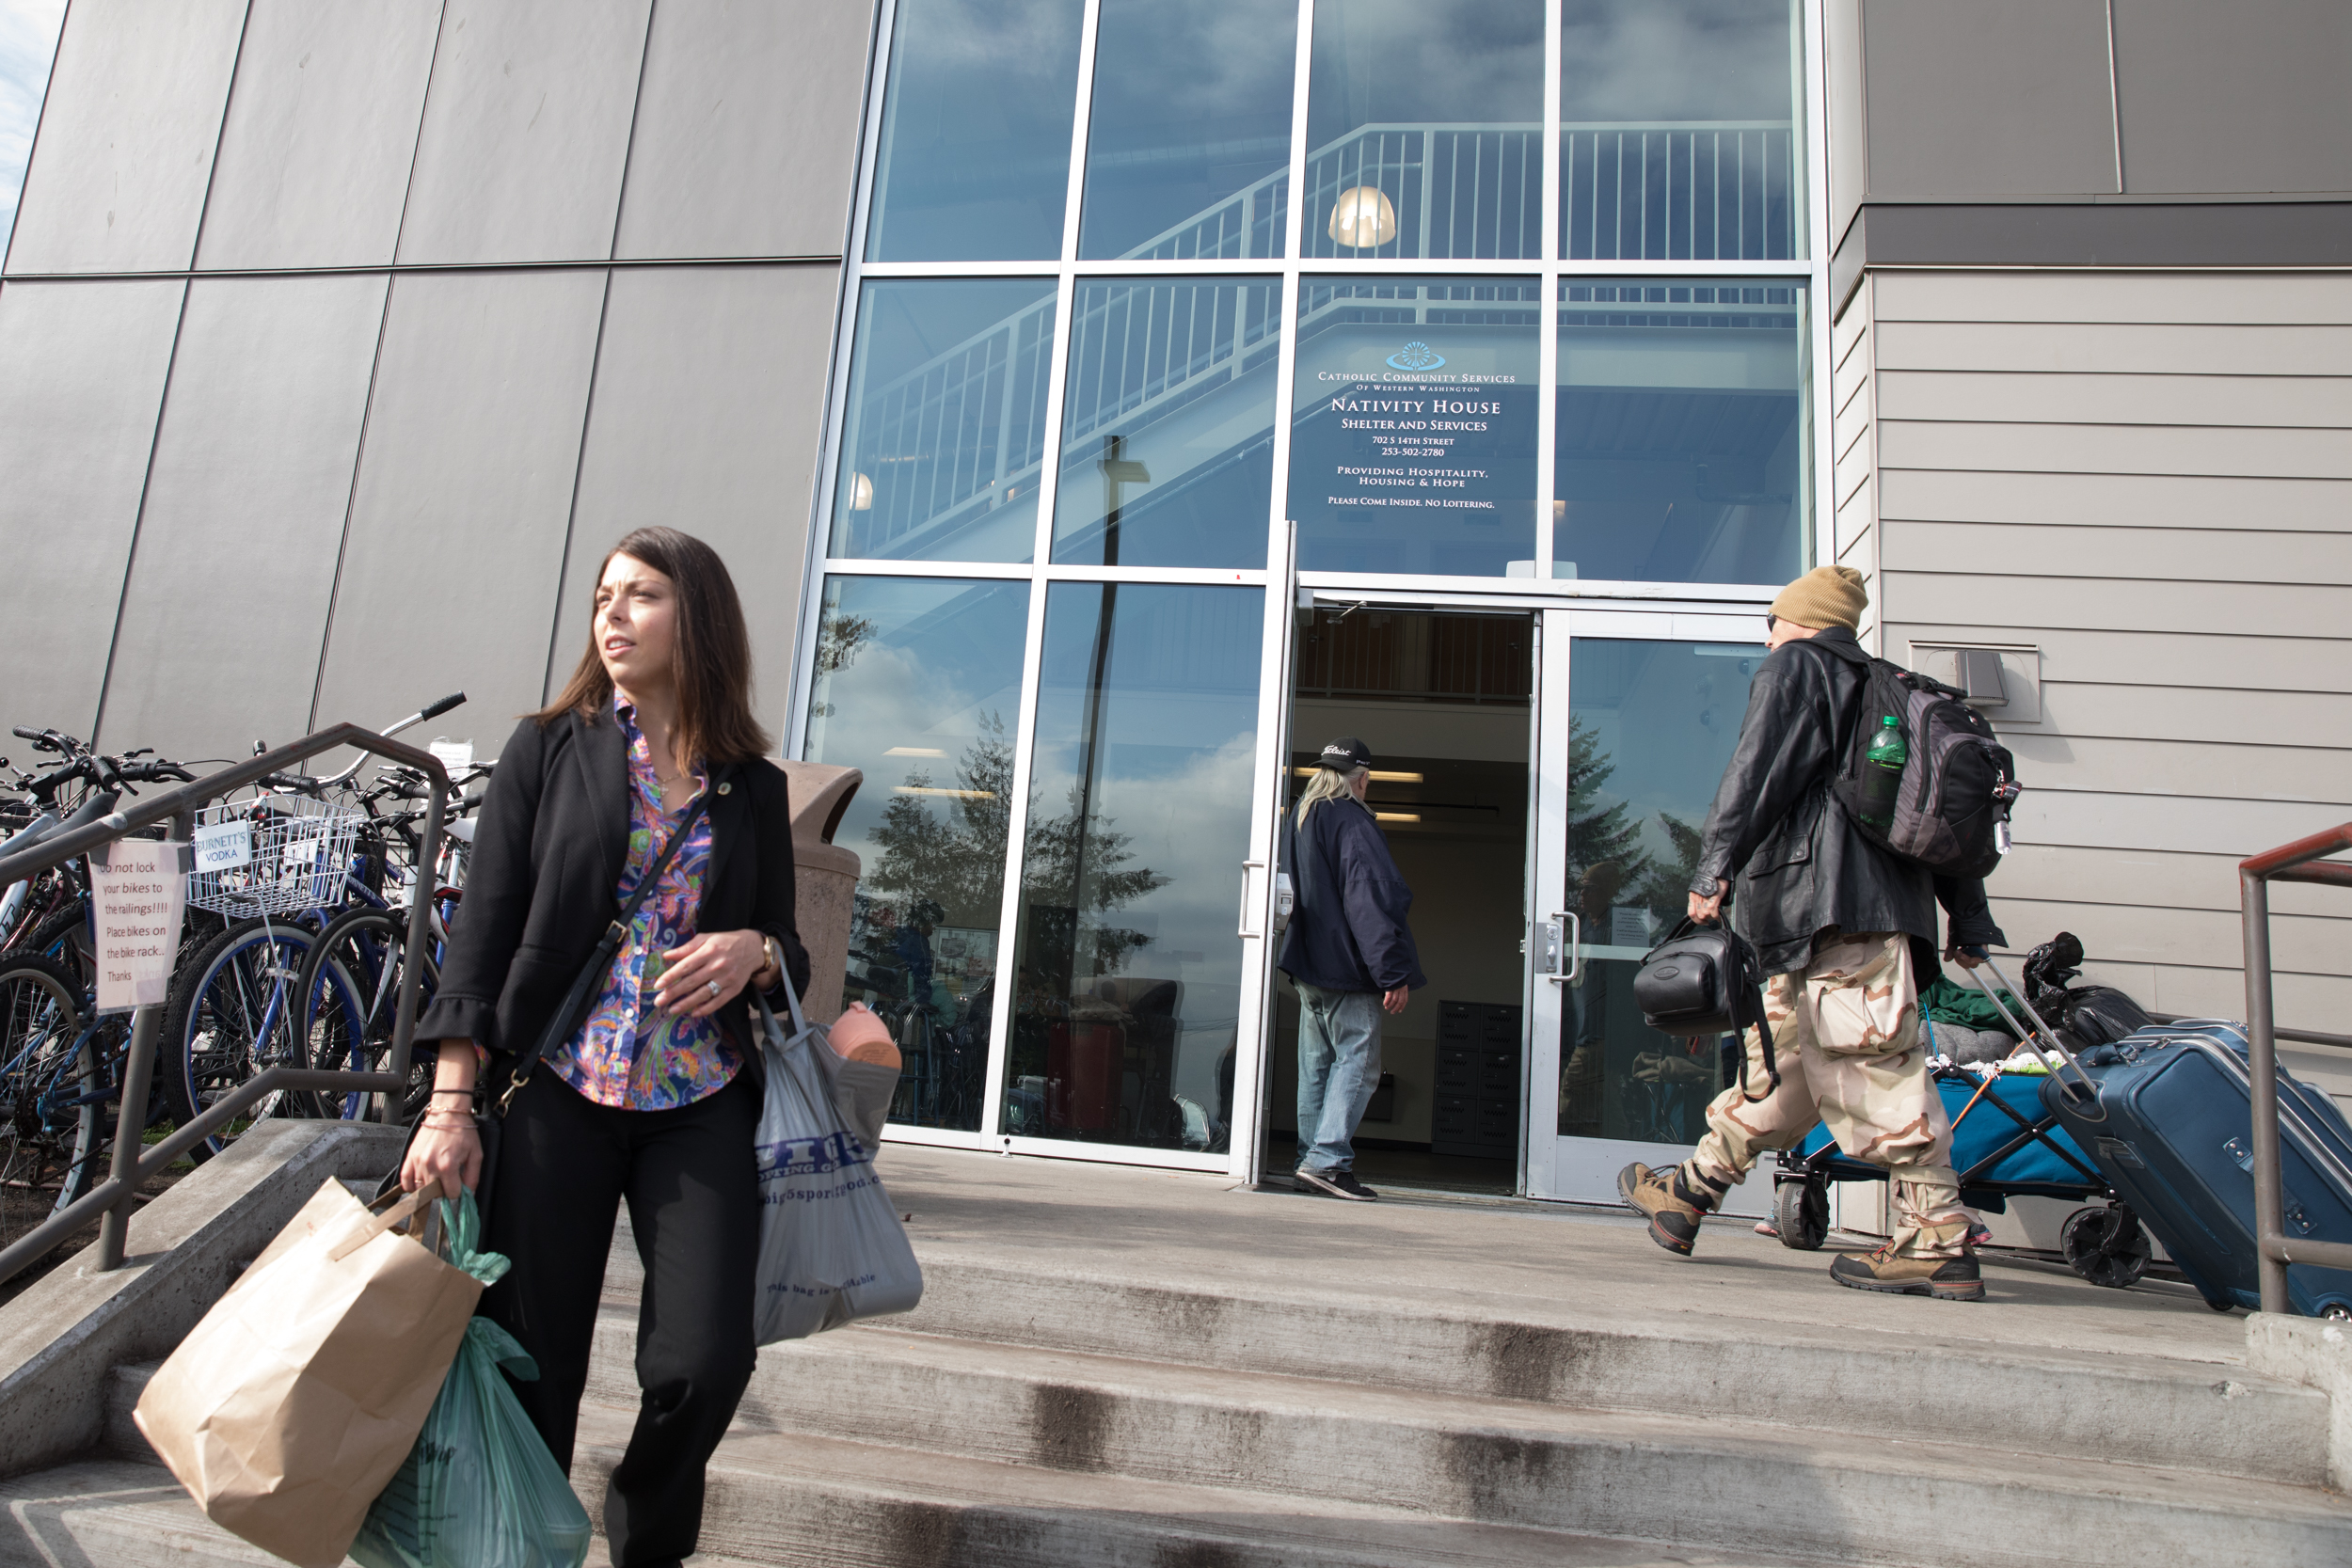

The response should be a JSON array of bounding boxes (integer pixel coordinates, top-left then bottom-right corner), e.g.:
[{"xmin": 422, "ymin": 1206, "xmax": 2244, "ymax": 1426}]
[{"xmin": 1860, "ymin": 714, "xmax": 1907, "ymax": 827}]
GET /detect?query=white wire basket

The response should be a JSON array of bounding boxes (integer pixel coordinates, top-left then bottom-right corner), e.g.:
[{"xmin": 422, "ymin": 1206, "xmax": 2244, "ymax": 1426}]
[{"xmin": 185, "ymin": 797, "xmax": 364, "ymax": 919}]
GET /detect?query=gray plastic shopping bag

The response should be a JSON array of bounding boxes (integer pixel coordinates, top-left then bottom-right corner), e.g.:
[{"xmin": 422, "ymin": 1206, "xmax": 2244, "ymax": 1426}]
[{"xmin": 751, "ymin": 976, "xmax": 924, "ymax": 1344}]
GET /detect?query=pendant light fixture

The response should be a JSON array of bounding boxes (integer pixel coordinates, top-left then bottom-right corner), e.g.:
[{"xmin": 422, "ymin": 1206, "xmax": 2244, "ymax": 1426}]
[{"xmin": 1327, "ymin": 185, "xmax": 1398, "ymax": 248}]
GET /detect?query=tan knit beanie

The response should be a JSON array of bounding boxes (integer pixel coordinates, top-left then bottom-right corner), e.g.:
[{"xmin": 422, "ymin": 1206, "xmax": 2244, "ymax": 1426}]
[{"xmin": 1770, "ymin": 565, "xmax": 1867, "ymax": 631}]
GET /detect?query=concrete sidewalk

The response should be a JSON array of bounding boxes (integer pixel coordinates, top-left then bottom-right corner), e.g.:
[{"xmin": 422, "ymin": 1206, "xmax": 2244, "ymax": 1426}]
[{"xmin": 879, "ymin": 1142, "xmax": 2248, "ymax": 1368}]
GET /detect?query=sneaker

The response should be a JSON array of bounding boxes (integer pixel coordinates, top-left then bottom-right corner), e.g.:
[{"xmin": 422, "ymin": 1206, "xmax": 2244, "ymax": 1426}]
[
  {"xmin": 1295, "ymin": 1166, "xmax": 1378, "ymax": 1201},
  {"xmin": 1828, "ymin": 1245, "xmax": 1985, "ymax": 1302},
  {"xmin": 1618, "ymin": 1162, "xmax": 1716, "ymax": 1257}
]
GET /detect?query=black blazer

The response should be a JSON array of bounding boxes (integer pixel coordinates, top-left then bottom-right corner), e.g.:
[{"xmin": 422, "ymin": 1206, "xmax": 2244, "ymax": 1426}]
[{"xmin": 414, "ymin": 707, "xmax": 812, "ymax": 1068}]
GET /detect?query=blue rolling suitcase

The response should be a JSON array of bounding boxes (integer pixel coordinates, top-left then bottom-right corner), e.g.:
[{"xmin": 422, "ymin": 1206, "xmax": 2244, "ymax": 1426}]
[{"xmin": 2039, "ymin": 1020, "xmax": 2352, "ymax": 1316}]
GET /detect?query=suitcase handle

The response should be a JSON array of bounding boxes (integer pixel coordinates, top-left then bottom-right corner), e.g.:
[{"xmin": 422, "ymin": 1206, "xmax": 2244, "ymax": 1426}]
[{"xmin": 1960, "ymin": 959, "xmax": 2106, "ymax": 1122}]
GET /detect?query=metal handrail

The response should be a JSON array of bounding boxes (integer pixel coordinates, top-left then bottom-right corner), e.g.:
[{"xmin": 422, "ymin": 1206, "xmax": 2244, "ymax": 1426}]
[
  {"xmin": 2242, "ymin": 822, "xmax": 2352, "ymax": 1310},
  {"xmin": 0, "ymin": 723, "xmax": 447, "ymax": 1286}
]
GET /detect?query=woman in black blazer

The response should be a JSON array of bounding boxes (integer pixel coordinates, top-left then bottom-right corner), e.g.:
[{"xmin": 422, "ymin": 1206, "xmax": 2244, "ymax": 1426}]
[{"xmin": 404, "ymin": 527, "xmax": 808, "ymax": 1568}]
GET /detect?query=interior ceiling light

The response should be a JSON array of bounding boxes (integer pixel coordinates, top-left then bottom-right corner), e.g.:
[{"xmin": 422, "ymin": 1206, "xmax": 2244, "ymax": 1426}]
[
  {"xmin": 849, "ymin": 471, "xmax": 874, "ymax": 510},
  {"xmin": 894, "ymin": 785, "xmax": 994, "ymax": 800},
  {"xmin": 1292, "ymin": 766, "xmax": 1424, "ymax": 783},
  {"xmin": 1327, "ymin": 185, "xmax": 1397, "ymax": 248},
  {"xmin": 1374, "ymin": 811, "xmax": 1422, "ymax": 824},
  {"xmin": 885, "ymin": 746, "xmax": 946, "ymax": 757}
]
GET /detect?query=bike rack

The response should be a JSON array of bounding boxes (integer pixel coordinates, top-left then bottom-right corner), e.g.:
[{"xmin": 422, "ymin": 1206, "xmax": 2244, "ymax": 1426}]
[
  {"xmin": 0, "ymin": 724, "xmax": 447, "ymax": 1285},
  {"xmin": 2242, "ymin": 821, "xmax": 2352, "ymax": 1314}
]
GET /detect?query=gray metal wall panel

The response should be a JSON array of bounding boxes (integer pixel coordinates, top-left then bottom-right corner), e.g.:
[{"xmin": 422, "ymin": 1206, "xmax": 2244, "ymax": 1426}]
[
  {"xmin": 553, "ymin": 263, "xmax": 838, "ymax": 733},
  {"xmin": 1878, "ymin": 320, "xmax": 2352, "ymax": 376},
  {"xmin": 1882, "ymin": 467, "xmax": 2351, "ymax": 532},
  {"xmin": 195, "ymin": 0, "xmax": 440, "ymax": 270},
  {"xmin": 1989, "ymin": 896, "xmax": 2341, "ymax": 977},
  {"xmin": 612, "ymin": 0, "xmax": 871, "ymax": 260},
  {"xmin": 1858, "ymin": 0, "xmax": 2117, "ymax": 198},
  {"xmin": 1874, "ymin": 268, "xmax": 2352, "ymax": 324},
  {"xmin": 2000, "ymin": 843, "xmax": 2344, "ymax": 920},
  {"xmin": 1859, "ymin": 269, "xmax": 2349, "ymax": 1032},
  {"xmin": 395, "ymin": 0, "xmax": 650, "ymax": 266},
  {"xmin": 97, "ymin": 275, "xmax": 387, "ymax": 760},
  {"xmin": 6, "ymin": 0, "xmax": 247, "ymax": 274},
  {"xmin": 1996, "ymin": 732, "xmax": 2347, "ymax": 808},
  {"xmin": 1826, "ymin": 0, "xmax": 1865, "ymax": 248},
  {"xmin": 1891, "ymin": 623, "xmax": 2352, "ymax": 693},
  {"xmin": 1881, "ymin": 420, "xmax": 2352, "ymax": 481},
  {"xmin": 0, "ymin": 279, "xmax": 184, "ymax": 736},
  {"xmin": 1885, "ymin": 519, "xmax": 2352, "ymax": 582},
  {"xmin": 1881, "ymin": 369, "xmax": 2352, "ymax": 430},
  {"xmin": 1881, "ymin": 569, "xmax": 2345, "ymax": 639},
  {"xmin": 314, "ymin": 269, "xmax": 606, "ymax": 740},
  {"xmin": 2110, "ymin": 0, "xmax": 2352, "ymax": 196}
]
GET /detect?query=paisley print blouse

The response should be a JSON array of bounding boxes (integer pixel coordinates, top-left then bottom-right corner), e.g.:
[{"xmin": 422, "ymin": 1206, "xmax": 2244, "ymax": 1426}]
[{"xmin": 544, "ymin": 698, "xmax": 741, "ymax": 1109}]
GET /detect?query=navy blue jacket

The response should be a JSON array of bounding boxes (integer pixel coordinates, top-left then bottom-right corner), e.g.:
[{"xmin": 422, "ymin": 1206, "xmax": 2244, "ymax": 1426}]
[{"xmin": 1278, "ymin": 796, "xmax": 1426, "ymax": 994}]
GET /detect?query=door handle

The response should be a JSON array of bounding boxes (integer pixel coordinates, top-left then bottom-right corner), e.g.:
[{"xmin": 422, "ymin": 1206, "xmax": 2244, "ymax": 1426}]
[
  {"xmin": 1238, "ymin": 859, "xmax": 1266, "ymax": 938},
  {"xmin": 1542, "ymin": 911, "xmax": 1581, "ymax": 982}
]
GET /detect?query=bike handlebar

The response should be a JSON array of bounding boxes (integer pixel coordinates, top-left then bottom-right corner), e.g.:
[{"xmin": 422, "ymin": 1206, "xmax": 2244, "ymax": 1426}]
[{"xmin": 418, "ymin": 692, "xmax": 466, "ymax": 721}]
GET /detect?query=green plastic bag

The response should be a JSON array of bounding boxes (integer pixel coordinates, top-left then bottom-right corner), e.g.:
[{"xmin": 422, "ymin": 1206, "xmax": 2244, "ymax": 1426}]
[{"xmin": 349, "ymin": 1196, "xmax": 591, "ymax": 1568}]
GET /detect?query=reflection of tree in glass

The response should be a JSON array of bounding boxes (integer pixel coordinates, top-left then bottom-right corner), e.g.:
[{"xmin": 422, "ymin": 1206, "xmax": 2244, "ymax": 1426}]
[
  {"xmin": 866, "ymin": 716, "xmax": 1168, "ymax": 977},
  {"xmin": 1638, "ymin": 811, "xmax": 1708, "ymax": 927},
  {"xmin": 816, "ymin": 610, "xmax": 876, "ymax": 674},
  {"xmin": 1023, "ymin": 779, "xmax": 1168, "ymax": 977},
  {"xmin": 1565, "ymin": 715, "xmax": 1651, "ymax": 919}
]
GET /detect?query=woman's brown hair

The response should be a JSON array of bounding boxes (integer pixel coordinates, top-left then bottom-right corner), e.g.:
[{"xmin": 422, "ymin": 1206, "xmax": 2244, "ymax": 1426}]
[{"xmin": 536, "ymin": 527, "xmax": 772, "ymax": 765}]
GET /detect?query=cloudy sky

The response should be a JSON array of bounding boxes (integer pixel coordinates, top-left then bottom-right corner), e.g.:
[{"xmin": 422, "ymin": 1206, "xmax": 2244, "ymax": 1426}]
[{"xmin": 0, "ymin": 0, "xmax": 65, "ymax": 256}]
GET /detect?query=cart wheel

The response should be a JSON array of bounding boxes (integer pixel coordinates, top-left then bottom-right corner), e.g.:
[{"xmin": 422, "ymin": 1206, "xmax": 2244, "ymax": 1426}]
[
  {"xmin": 2060, "ymin": 1205, "xmax": 2153, "ymax": 1289},
  {"xmin": 1774, "ymin": 1179, "xmax": 1829, "ymax": 1252}
]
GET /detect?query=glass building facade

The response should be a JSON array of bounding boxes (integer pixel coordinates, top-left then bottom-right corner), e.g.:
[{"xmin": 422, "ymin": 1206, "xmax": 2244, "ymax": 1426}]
[{"xmin": 795, "ymin": 0, "xmax": 1828, "ymax": 1196}]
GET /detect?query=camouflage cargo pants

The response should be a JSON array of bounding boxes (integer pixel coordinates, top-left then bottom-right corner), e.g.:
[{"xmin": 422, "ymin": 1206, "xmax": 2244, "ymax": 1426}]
[{"xmin": 1681, "ymin": 931, "xmax": 1972, "ymax": 1259}]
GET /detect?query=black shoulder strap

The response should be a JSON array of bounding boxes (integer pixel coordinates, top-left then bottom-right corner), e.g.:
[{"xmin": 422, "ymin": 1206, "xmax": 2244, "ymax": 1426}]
[{"xmin": 497, "ymin": 788, "xmax": 714, "ymax": 1113}]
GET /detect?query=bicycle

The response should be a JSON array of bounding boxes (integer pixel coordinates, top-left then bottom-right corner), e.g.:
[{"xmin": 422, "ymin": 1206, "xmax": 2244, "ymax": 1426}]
[
  {"xmin": 288, "ymin": 757, "xmax": 490, "ymax": 1126},
  {"xmin": 157, "ymin": 695, "xmax": 466, "ymax": 1159}
]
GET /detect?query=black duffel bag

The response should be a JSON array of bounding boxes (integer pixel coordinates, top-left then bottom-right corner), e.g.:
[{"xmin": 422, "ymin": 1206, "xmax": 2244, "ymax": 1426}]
[{"xmin": 1632, "ymin": 917, "xmax": 1780, "ymax": 1102}]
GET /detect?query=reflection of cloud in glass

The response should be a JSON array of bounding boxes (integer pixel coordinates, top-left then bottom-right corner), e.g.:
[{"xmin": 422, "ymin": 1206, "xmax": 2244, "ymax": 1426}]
[
  {"xmin": 1559, "ymin": 0, "xmax": 1793, "ymax": 123},
  {"xmin": 0, "ymin": 0, "xmax": 65, "ymax": 257}
]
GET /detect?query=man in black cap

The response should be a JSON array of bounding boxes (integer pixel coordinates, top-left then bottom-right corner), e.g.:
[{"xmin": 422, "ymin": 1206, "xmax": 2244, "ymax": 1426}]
[{"xmin": 1278, "ymin": 736, "xmax": 1425, "ymax": 1200}]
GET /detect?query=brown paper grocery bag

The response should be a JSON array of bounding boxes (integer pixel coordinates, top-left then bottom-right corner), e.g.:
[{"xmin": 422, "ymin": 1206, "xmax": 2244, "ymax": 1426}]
[{"xmin": 134, "ymin": 1178, "xmax": 483, "ymax": 1568}]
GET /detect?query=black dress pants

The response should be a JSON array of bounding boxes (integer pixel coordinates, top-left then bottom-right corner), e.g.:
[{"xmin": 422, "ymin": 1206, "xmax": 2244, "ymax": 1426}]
[{"xmin": 480, "ymin": 1068, "xmax": 760, "ymax": 1568}]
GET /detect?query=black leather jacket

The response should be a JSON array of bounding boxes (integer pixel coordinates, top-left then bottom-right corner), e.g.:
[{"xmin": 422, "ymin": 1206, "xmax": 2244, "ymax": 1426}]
[{"xmin": 1690, "ymin": 628, "xmax": 2006, "ymax": 976}]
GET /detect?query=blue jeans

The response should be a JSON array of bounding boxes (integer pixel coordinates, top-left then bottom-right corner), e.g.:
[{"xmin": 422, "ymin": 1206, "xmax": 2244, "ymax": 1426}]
[{"xmin": 1295, "ymin": 982, "xmax": 1384, "ymax": 1174}]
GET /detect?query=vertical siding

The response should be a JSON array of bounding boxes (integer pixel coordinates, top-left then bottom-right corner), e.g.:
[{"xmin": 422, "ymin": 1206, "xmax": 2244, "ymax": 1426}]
[
  {"xmin": 1830, "ymin": 273, "xmax": 1881, "ymax": 646},
  {"xmin": 0, "ymin": 0, "xmax": 874, "ymax": 763},
  {"xmin": 1863, "ymin": 269, "xmax": 2352, "ymax": 1091}
]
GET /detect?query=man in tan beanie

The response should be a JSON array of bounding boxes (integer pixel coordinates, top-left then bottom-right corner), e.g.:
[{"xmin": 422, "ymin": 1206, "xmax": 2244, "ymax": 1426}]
[{"xmin": 1618, "ymin": 566, "xmax": 2006, "ymax": 1299}]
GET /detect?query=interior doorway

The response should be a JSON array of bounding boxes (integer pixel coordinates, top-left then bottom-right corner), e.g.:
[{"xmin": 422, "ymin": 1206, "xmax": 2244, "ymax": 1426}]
[{"xmin": 1262, "ymin": 604, "xmax": 1534, "ymax": 1196}]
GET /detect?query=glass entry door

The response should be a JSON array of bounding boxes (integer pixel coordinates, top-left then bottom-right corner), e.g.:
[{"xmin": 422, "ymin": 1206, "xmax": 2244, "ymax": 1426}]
[{"xmin": 1524, "ymin": 608, "xmax": 1770, "ymax": 1210}]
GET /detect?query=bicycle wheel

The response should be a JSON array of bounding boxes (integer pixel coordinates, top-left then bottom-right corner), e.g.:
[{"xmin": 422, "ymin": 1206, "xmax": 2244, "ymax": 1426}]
[
  {"xmin": 293, "ymin": 907, "xmax": 436, "ymax": 1123},
  {"xmin": 0, "ymin": 952, "xmax": 103, "ymax": 1216},
  {"xmin": 161, "ymin": 919, "xmax": 351, "ymax": 1162},
  {"xmin": 25, "ymin": 902, "xmax": 92, "ymax": 989}
]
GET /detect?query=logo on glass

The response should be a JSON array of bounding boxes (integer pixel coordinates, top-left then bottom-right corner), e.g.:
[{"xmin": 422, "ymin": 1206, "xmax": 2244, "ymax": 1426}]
[{"xmin": 1386, "ymin": 341, "xmax": 1445, "ymax": 372}]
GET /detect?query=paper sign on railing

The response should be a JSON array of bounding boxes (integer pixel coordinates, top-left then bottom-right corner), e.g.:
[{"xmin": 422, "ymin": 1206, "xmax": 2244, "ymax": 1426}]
[
  {"xmin": 428, "ymin": 738, "xmax": 472, "ymax": 772},
  {"xmin": 93, "ymin": 841, "xmax": 188, "ymax": 1014},
  {"xmin": 192, "ymin": 819, "xmax": 252, "ymax": 873}
]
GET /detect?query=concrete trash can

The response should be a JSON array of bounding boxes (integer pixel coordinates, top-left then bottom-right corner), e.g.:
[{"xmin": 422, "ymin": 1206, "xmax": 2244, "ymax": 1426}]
[{"xmin": 779, "ymin": 761, "xmax": 862, "ymax": 1025}]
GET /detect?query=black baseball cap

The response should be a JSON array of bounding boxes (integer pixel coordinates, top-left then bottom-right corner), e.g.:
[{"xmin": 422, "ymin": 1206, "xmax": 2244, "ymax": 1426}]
[{"xmin": 1318, "ymin": 736, "xmax": 1374, "ymax": 770}]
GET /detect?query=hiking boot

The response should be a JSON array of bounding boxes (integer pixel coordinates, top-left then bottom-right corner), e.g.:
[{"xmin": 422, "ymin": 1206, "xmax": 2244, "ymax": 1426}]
[
  {"xmin": 1829, "ymin": 1244, "xmax": 1985, "ymax": 1301},
  {"xmin": 1296, "ymin": 1166, "xmax": 1378, "ymax": 1201},
  {"xmin": 1618, "ymin": 1162, "xmax": 1720, "ymax": 1257}
]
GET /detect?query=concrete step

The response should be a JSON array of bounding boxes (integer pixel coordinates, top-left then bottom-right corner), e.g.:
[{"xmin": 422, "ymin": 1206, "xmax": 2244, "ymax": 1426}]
[
  {"xmin": 88, "ymin": 1369, "xmax": 1829, "ymax": 1568},
  {"xmin": 0, "ymin": 1454, "xmax": 771, "ymax": 1567},
  {"xmin": 565, "ymin": 1402, "xmax": 1836, "ymax": 1568},
  {"xmin": 580, "ymin": 1312, "xmax": 2352, "ymax": 1568},
  {"xmin": 602, "ymin": 1237, "xmax": 2328, "ymax": 1484}
]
